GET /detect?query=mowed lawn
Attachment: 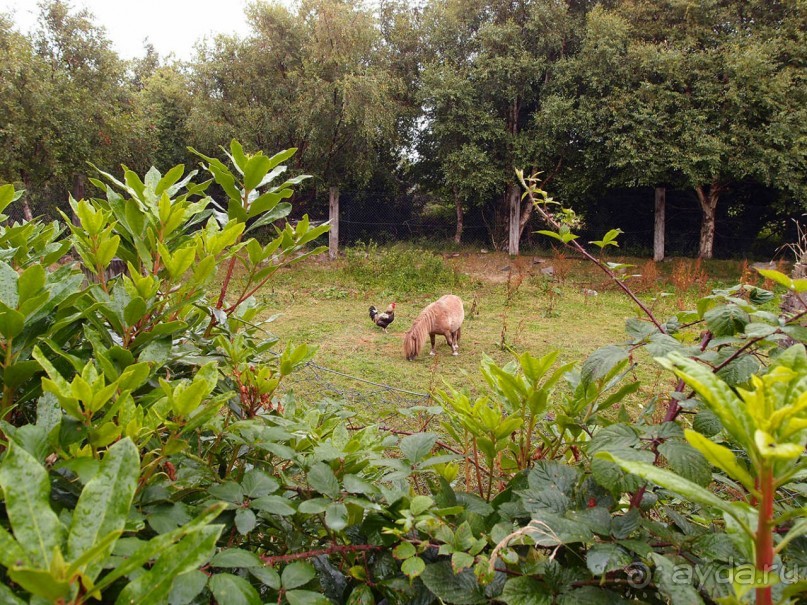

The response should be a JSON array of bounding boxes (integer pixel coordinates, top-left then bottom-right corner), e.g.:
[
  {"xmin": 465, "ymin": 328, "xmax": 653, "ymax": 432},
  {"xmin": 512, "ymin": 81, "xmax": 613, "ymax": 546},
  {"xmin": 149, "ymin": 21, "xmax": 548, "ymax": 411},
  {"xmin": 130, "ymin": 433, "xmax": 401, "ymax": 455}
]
[{"xmin": 232, "ymin": 246, "xmax": 755, "ymax": 424}]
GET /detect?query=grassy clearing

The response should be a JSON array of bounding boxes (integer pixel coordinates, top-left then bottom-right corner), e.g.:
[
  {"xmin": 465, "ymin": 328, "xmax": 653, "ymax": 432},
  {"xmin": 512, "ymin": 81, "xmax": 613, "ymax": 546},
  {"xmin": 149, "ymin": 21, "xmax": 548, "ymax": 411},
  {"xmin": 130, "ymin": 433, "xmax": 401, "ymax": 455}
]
[{"xmin": 229, "ymin": 244, "xmax": 768, "ymax": 425}]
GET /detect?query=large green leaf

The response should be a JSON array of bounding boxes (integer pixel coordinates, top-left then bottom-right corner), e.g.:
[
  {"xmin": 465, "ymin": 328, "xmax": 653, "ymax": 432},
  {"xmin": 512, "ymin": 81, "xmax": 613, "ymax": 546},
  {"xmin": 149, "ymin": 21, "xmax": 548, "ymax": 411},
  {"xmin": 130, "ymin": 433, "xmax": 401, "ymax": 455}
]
[
  {"xmin": 0, "ymin": 525, "xmax": 27, "ymax": 569},
  {"xmin": 519, "ymin": 463, "xmax": 577, "ymax": 514},
  {"xmin": 650, "ymin": 553, "xmax": 705, "ymax": 605},
  {"xmin": 684, "ymin": 430, "xmax": 755, "ymax": 491},
  {"xmin": 325, "ymin": 502, "xmax": 349, "ymax": 531},
  {"xmin": 399, "ymin": 555, "xmax": 425, "ymax": 580},
  {"xmin": 0, "ymin": 303, "xmax": 24, "ymax": 340},
  {"xmin": 0, "ymin": 443, "xmax": 64, "ymax": 568},
  {"xmin": 527, "ymin": 510, "xmax": 595, "ymax": 545},
  {"xmin": 420, "ymin": 561, "xmax": 488, "ymax": 604},
  {"xmin": 7, "ymin": 566, "xmax": 70, "ymax": 601},
  {"xmin": 17, "ymin": 264, "xmax": 45, "ymax": 303},
  {"xmin": 67, "ymin": 438, "xmax": 139, "ymax": 580},
  {"xmin": 346, "ymin": 584, "xmax": 375, "ymax": 605},
  {"xmin": 703, "ymin": 305, "xmax": 749, "ymax": 337},
  {"xmin": 0, "ymin": 184, "xmax": 19, "ymax": 214},
  {"xmin": 595, "ymin": 452, "xmax": 753, "ymax": 538},
  {"xmin": 307, "ymin": 462, "xmax": 340, "ymax": 499},
  {"xmin": 755, "ymin": 269, "xmax": 793, "ymax": 289},
  {"xmin": 281, "ymin": 561, "xmax": 317, "ymax": 590},
  {"xmin": 715, "ymin": 355, "xmax": 759, "ymax": 387},
  {"xmin": 234, "ymin": 508, "xmax": 257, "ymax": 535},
  {"xmin": 657, "ymin": 354, "xmax": 755, "ymax": 448},
  {"xmin": 692, "ymin": 409, "xmax": 723, "ymax": 437},
  {"xmin": 243, "ymin": 154, "xmax": 272, "ymax": 191},
  {"xmin": 286, "ymin": 590, "xmax": 333, "ymax": 605},
  {"xmin": 241, "ymin": 469, "xmax": 279, "ymax": 498},
  {"xmin": 244, "ymin": 202, "xmax": 293, "ymax": 232},
  {"xmin": 167, "ymin": 569, "xmax": 208, "ymax": 605},
  {"xmin": 210, "ymin": 548, "xmax": 263, "ymax": 568},
  {"xmin": 499, "ymin": 577, "xmax": 551, "ymax": 605},
  {"xmin": 657, "ymin": 441, "xmax": 711, "ymax": 487},
  {"xmin": 209, "ymin": 573, "xmax": 262, "ymax": 605},
  {"xmin": 263, "ymin": 148, "xmax": 298, "ymax": 174},
  {"xmin": 580, "ymin": 346, "xmax": 629, "ymax": 387},
  {"xmin": 115, "ymin": 525, "xmax": 221, "ymax": 605},
  {"xmin": 251, "ymin": 495, "xmax": 297, "ymax": 516},
  {"xmin": 0, "ymin": 261, "xmax": 19, "ymax": 309},
  {"xmin": 400, "ymin": 432, "xmax": 438, "ymax": 463},
  {"xmin": 93, "ymin": 504, "xmax": 226, "ymax": 594},
  {"xmin": 586, "ymin": 543, "xmax": 632, "ymax": 576}
]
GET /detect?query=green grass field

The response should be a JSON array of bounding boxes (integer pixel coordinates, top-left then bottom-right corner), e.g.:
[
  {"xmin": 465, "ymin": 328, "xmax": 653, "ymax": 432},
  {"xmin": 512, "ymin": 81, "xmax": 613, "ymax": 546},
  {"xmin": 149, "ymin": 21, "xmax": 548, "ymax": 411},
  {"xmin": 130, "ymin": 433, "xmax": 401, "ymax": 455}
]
[{"xmin": 232, "ymin": 244, "xmax": 767, "ymax": 426}]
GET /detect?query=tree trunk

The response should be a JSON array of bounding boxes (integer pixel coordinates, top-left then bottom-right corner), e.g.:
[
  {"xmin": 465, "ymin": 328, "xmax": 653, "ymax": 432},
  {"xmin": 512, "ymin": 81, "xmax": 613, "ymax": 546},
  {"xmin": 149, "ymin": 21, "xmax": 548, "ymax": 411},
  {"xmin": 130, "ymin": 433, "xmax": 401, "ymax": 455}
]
[
  {"xmin": 653, "ymin": 186, "xmax": 666, "ymax": 262},
  {"xmin": 20, "ymin": 172, "xmax": 33, "ymax": 222},
  {"xmin": 505, "ymin": 95, "xmax": 521, "ymax": 255},
  {"xmin": 695, "ymin": 182, "xmax": 721, "ymax": 259},
  {"xmin": 454, "ymin": 189, "xmax": 463, "ymax": 245},
  {"xmin": 518, "ymin": 191, "xmax": 533, "ymax": 243},
  {"xmin": 328, "ymin": 186, "xmax": 339, "ymax": 260},
  {"xmin": 72, "ymin": 174, "xmax": 85, "ymax": 201},
  {"xmin": 21, "ymin": 200, "xmax": 33, "ymax": 222},
  {"xmin": 507, "ymin": 183, "xmax": 520, "ymax": 256}
]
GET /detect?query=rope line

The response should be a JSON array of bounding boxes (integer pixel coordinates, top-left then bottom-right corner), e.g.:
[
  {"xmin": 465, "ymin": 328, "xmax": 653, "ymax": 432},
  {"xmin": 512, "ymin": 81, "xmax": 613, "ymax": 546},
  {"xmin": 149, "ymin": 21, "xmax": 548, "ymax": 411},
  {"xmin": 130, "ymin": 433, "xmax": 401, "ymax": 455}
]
[
  {"xmin": 305, "ymin": 361, "xmax": 429, "ymax": 398},
  {"xmin": 284, "ymin": 360, "xmax": 432, "ymax": 417}
]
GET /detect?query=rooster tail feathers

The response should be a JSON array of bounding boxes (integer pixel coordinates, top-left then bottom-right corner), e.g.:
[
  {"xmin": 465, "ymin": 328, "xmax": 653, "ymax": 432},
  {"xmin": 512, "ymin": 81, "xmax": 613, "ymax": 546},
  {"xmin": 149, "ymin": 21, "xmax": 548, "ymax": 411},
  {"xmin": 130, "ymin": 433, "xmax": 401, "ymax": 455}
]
[{"xmin": 369, "ymin": 306, "xmax": 377, "ymax": 320}]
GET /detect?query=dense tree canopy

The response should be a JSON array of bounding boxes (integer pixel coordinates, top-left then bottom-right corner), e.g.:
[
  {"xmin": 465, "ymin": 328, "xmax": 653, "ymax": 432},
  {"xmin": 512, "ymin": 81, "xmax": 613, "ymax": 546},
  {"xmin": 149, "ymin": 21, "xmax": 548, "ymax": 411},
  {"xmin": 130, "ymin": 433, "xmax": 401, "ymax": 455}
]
[{"xmin": 1, "ymin": 0, "xmax": 805, "ymax": 257}]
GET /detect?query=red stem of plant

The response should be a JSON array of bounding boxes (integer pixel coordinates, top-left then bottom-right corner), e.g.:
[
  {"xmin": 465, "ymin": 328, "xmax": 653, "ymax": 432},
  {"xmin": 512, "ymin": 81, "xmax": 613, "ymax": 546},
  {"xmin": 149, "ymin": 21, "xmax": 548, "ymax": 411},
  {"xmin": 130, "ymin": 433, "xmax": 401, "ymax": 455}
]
[
  {"xmin": 755, "ymin": 464, "xmax": 775, "ymax": 605},
  {"xmin": 260, "ymin": 544, "xmax": 381, "ymax": 566},
  {"xmin": 472, "ymin": 437, "xmax": 485, "ymax": 499},
  {"xmin": 204, "ymin": 255, "xmax": 239, "ymax": 337},
  {"xmin": 216, "ymin": 256, "xmax": 238, "ymax": 311}
]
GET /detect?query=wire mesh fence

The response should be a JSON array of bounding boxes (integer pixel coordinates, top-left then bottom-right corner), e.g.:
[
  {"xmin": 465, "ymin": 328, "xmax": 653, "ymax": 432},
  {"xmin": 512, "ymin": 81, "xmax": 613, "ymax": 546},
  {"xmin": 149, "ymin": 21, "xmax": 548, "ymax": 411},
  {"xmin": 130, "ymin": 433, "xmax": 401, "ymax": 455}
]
[
  {"xmin": 321, "ymin": 187, "xmax": 795, "ymax": 258},
  {"xmin": 6, "ymin": 179, "xmax": 797, "ymax": 260}
]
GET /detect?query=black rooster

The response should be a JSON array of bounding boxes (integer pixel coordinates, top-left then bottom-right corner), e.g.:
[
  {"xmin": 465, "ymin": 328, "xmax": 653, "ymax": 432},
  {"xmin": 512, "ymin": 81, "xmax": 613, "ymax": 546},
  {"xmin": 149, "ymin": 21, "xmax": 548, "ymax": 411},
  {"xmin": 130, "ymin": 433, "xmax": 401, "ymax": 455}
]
[{"xmin": 369, "ymin": 302, "xmax": 396, "ymax": 333}]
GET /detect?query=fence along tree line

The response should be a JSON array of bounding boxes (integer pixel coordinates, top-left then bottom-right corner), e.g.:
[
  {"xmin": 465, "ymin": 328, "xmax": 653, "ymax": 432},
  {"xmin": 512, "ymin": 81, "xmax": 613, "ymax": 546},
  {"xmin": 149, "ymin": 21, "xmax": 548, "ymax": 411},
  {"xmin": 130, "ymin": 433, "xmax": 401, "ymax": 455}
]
[
  {"xmin": 322, "ymin": 184, "xmax": 767, "ymax": 260},
  {"xmin": 0, "ymin": 0, "xmax": 805, "ymax": 259}
]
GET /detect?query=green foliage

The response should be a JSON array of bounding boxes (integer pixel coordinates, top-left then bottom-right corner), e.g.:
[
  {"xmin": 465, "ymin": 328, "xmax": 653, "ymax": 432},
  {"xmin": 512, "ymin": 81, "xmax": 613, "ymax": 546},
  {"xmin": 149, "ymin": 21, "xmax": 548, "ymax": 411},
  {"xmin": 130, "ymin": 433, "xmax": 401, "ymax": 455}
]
[
  {"xmin": 600, "ymin": 348, "xmax": 807, "ymax": 603},
  {"xmin": 0, "ymin": 141, "xmax": 339, "ymax": 604},
  {"xmin": 0, "ymin": 437, "xmax": 225, "ymax": 603},
  {"xmin": 1, "ymin": 138, "xmax": 806, "ymax": 605},
  {"xmin": 342, "ymin": 242, "xmax": 465, "ymax": 294}
]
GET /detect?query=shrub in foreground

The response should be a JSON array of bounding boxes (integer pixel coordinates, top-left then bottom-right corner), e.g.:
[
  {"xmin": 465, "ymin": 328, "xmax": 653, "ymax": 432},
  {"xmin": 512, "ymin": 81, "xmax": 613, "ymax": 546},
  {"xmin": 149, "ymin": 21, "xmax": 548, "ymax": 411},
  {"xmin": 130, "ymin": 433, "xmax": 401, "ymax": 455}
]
[{"xmin": 0, "ymin": 149, "xmax": 804, "ymax": 605}]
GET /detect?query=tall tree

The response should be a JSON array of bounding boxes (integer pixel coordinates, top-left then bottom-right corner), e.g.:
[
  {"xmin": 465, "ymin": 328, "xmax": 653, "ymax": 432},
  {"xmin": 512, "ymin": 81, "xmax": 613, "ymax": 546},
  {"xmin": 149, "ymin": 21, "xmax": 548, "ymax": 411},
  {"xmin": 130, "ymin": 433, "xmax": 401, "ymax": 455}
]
[
  {"xmin": 190, "ymin": 0, "xmax": 403, "ymax": 231},
  {"xmin": 415, "ymin": 58, "xmax": 503, "ymax": 244},
  {"xmin": 543, "ymin": 0, "xmax": 807, "ymax": 258},
  {"xmin": 418, "ymin": 0, "xmax": 575, "ymax": 253},
  {"xmin": 136, "ymin": 64, "xmax": 194, "ymax": 171},
  {"xmin": 293, "ymin": 0, "xmax": 401, "ymax": 204},
  {"xmin": 0, "ymin": 14, "xmax": 52, "ymax": 218},
  {"xmin": 32, "ymin": 0, "xmax": 136, "ymax": 201}
]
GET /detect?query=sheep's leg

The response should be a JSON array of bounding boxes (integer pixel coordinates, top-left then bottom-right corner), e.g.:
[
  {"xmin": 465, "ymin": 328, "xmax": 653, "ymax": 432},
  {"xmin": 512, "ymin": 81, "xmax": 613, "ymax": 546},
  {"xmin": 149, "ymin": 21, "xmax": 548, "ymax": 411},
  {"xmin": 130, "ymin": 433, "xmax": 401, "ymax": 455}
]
[{"xmin": 429, "ymin": 333, "xmax": 436, "ymax": 355}]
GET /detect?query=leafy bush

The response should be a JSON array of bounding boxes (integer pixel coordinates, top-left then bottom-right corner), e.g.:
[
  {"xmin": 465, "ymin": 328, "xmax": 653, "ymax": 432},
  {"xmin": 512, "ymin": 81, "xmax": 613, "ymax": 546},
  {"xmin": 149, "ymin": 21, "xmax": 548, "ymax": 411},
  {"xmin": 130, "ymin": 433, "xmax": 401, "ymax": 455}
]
[
  {"xmin": 0, "ymin": 153, "xmax": 805, "ymax": 605},
  {"xmin": 342, "ymin": 241, "xmax": 465, "ymax": 294}
]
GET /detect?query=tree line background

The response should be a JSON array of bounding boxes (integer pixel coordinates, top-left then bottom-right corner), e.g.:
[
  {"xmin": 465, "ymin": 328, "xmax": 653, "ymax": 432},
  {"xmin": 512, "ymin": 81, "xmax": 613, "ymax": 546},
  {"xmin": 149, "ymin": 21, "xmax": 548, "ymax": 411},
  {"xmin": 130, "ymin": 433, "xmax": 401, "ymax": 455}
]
[{"xmin": 1, "ymin": 0, "xmax": 805, "ymax": 259}]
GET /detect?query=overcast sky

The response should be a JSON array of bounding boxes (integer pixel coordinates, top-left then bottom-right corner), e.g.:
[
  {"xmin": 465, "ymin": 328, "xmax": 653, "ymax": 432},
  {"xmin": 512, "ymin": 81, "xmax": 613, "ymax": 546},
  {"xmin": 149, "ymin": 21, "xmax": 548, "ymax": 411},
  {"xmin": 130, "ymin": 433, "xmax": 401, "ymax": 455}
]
[{"xmin": 0, "ymin": 0, "xmax": 254, "ymax": 60}]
